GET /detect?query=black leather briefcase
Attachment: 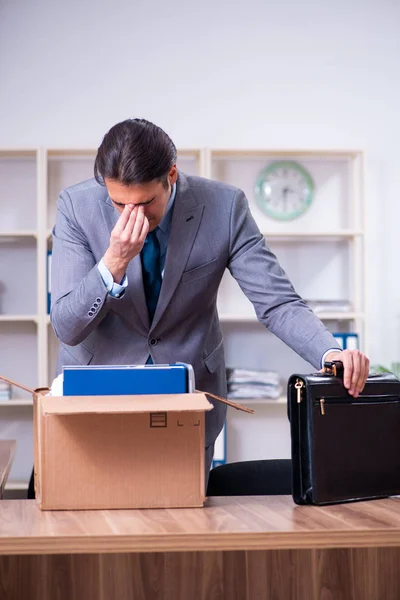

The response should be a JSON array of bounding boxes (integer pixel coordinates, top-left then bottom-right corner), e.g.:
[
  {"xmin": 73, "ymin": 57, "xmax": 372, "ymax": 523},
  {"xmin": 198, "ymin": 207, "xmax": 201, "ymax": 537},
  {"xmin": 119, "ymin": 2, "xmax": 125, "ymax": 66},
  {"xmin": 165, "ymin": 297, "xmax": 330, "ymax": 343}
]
[{"xmin": 288, "ymin": 361, "xmax": 400, "ymax": 505}]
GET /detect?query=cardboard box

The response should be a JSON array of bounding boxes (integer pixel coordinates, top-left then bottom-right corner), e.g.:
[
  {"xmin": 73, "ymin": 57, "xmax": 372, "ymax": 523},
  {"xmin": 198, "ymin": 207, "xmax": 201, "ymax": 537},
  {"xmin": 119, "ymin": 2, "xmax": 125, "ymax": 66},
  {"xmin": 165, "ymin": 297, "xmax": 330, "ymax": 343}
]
[
  {"xmin": 0, "ymin": 375, "xmax": 252, "ymax": 511},
  {"xmin": 33, "ymin": 391, "xmax": 214, "ymax": 510}
]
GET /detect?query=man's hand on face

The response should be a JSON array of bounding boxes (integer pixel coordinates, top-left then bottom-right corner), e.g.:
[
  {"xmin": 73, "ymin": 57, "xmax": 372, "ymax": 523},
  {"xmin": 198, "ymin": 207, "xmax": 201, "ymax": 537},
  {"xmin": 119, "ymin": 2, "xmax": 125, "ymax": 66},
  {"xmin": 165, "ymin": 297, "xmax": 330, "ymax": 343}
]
[
  {"xmin": 323, "ymin": 349, "xmax": 370, "ymax": 398},
  {"xmin": 103, "ymin": 205, "xmax": 149, "ymax": 283}
]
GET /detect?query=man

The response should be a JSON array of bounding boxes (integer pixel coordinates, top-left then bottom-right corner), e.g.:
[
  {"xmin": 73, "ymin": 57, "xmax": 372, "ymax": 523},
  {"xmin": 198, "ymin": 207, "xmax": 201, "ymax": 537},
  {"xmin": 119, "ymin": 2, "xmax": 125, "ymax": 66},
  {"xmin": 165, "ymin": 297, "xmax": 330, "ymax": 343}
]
[{"xmin": 50, "ymin": 118, "xmax": 370, "ymax": 474}]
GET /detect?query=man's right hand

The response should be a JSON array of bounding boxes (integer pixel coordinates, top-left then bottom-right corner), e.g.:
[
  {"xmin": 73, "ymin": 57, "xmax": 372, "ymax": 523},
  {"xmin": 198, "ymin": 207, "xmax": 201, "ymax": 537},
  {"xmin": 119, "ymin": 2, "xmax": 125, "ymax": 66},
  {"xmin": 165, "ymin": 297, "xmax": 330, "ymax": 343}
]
[{"xmin": 103, "ymin": 205, "xmax": 149, "ymax": 283}]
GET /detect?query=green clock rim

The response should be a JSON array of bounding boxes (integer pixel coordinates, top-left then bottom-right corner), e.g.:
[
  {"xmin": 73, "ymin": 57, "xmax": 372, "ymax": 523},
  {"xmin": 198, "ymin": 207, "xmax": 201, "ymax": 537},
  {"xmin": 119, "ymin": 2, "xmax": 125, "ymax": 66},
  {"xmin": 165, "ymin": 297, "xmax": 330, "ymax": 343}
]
[{"xmin": 254, "ymin": 160, "xmax": 314, "ymax": 221}]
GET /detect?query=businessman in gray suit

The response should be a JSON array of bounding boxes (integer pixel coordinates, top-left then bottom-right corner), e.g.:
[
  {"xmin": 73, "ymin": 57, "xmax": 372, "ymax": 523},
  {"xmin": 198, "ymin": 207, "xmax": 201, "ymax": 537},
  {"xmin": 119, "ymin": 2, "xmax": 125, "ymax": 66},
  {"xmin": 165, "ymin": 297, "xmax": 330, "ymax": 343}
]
[{"xmin": 50, "ymin": 118, "xmax": 370, "ymax": 474}]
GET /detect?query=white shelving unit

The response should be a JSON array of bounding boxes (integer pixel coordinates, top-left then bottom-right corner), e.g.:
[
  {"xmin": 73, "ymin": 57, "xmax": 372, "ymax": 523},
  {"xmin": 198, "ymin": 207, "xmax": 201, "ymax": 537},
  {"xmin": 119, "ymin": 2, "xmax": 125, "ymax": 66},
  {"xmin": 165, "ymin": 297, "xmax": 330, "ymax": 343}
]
[
  {"xmin": 0, "ymin": 149, "xmax": 40, "ymax": 494},
  {"xmin": 0, "ymin": 146, "xmax": 365, "ymax": 490}
]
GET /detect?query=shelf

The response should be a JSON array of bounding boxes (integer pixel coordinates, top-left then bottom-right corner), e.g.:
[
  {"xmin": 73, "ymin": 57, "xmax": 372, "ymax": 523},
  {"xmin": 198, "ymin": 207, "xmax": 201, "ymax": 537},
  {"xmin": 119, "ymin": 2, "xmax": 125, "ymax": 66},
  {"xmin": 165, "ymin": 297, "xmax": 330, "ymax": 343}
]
[
  {"xmin": 0, "ymin": 315, "xmax": 38, "ymax": 323},
  {"xmin": 219, "ymin": 314, "xmax": 257, "ymax": 323},
  {"xmin": 0, "ymin": 149, "xmax": 37, "ymax": 158},
  {"xmin": 4, "ymin": 480, "xmax": 28, "ymax": 491},
  {"xmin": 0, "ymin": 230, "xmax": 37, "ymax": 239},
  {"xmin": 235, "ymin": 397, "xmax": 287, "ymax": 406},
  {"xmin": 211, "ymin": 149, "xmax": 362, "ymax": 158},
  {"xmin": 312, "ymin": 312, "xmax": 364, "ymax": 320},
  {"xmin": 48, "ymin": 148, "xmax": 202, "ymax": 158},
  {"xmin": 178, "ymin": 149, "xmax": 202, "ymax": 157},
  {"xmin": 219, "ymin": 312, "xmax": 364, "ymax": 323},
  {"xmin": 47, "ymin": 149, "xmax": 96, "ymax": 158},
  {"xmin": 263, "ymin": 231, "xmax": 363, "ymax": 240},
  {"xmin": 0, "ymin": 400, "xmax": 33, "ymax": 406}
]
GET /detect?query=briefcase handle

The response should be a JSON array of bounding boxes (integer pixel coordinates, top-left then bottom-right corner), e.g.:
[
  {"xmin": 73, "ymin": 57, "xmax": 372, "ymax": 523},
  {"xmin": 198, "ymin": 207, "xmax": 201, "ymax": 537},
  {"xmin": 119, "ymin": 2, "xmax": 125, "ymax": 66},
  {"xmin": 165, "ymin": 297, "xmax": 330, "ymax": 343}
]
[{"xmin": 323, "ymin": 360, "xmax": 344, "ymax": 378}]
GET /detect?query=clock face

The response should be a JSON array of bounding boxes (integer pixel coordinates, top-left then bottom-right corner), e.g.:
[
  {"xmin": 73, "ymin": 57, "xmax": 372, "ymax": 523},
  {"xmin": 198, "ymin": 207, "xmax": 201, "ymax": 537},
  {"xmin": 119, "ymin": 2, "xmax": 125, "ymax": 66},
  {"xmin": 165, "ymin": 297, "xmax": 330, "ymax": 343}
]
[{"xmin": 255, "ymin": 161, "xmax": 314, "ymax": 221}]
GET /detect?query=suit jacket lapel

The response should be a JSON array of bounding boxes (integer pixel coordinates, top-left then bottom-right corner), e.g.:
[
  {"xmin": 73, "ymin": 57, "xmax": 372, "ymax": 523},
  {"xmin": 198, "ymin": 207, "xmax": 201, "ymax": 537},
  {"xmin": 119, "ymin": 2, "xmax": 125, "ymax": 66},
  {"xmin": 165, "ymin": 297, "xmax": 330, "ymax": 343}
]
[
  {"xmin": 150, "ymin": 174, "xmax": 204, "ymax": 332},
  {"xmin": 100, "ymin": 195, "xmax": 149, "ymax": 330}
]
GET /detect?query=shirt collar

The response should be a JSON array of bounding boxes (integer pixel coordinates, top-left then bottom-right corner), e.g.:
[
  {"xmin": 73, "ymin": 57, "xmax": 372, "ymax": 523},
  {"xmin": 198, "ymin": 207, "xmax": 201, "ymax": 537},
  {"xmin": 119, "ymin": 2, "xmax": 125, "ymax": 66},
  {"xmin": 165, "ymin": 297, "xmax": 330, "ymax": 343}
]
[{"xmin": 157, "ymin": 182, "xmax": 176, "ymax": 234}]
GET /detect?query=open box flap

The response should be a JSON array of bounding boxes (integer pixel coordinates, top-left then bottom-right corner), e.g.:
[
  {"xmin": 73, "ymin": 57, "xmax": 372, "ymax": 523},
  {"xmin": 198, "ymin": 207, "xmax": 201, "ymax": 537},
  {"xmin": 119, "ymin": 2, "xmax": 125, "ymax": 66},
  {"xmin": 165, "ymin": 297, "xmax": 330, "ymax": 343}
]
[
  {"xmin": 0, "ymin": 374, "xmax": 36, "ymax": 395},
  {"xmin": 196, "ymin": 389, "xmax": 254, "ymax": 414},
  {"xmin": 38, "ymin": 392, "xmax": 213, "ymax": 415}
]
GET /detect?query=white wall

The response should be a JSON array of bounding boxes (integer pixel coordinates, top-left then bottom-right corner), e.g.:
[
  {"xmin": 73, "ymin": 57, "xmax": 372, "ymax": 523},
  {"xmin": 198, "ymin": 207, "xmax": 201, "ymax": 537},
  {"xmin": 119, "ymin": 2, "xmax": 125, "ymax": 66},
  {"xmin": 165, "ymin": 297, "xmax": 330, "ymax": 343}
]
[{"xmin": 0, "ymin": 0, "xmax": 399, "ymax": 365}]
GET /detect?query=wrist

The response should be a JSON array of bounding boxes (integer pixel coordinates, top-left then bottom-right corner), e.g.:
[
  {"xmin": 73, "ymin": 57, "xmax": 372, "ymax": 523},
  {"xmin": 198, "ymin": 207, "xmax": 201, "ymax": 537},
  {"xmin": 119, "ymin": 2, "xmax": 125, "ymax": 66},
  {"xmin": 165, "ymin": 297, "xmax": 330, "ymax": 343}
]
[
  {"xmin": 321, "ymin": 348, "xmax": 342, "ymax": 369},
  {"xmin": 325, "ymin": 351, "xmax": 340, "ymax": 360},
  {"xmin": 103, "ymin": 251, "xmax": 128, "ymax": 284}
]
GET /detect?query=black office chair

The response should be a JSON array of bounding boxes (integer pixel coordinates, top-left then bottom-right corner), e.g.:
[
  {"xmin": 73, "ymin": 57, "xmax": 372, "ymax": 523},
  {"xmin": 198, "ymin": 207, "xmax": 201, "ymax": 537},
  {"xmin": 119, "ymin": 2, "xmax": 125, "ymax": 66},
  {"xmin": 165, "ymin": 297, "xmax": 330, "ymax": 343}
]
[
  {"xmin": 27, "ymin": 469, "xmax": 35, "ymax": 499},
  {"xmin": 28, "ymin": 461, "xmax": 292, "ymax": 499},
  {"xmin": 206, "ymin": 459, "xmax": 292, "ymax": 496}
]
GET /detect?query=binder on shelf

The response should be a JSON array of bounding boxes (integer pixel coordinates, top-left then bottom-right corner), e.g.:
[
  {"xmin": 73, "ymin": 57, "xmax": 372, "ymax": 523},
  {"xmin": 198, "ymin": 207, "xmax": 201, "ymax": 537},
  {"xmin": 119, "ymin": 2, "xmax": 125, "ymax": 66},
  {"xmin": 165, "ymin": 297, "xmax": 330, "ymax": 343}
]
[
  {"xmin": 212, "ymin": 424, "xmax": 227, "ymax": 468},
  {"xmin": 47, "ymin": 250, "xmax": 52, "ymax": 314},
  {"xmin": 62, "ymin": 363, "xmax": 195, "ymax": 396},
  {"xmin": 333, "ymin": 332, "xmax": 359, "ymax": 350},
  {"xmin": 343, "ymin": 333, "xmax": 359, "ymax": 350},
  {"xmin": 333, "ymin": 333, "xmax": 344, "ymax": 349}
]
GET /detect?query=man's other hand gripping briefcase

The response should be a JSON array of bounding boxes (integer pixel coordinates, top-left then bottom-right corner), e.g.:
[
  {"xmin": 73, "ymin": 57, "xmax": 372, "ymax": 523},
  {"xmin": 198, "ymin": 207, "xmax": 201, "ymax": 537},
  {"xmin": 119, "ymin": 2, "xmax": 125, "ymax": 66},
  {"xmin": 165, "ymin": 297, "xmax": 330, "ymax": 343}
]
[{"xmin": 288, "ymin": 361, "xmax": 400, "ymax": 505}]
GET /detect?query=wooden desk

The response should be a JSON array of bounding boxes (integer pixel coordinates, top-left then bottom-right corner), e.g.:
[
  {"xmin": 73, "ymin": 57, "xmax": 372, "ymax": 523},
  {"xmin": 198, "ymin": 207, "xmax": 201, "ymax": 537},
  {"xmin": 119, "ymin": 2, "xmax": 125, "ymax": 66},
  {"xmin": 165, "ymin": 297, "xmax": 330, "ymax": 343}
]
[
  {"xmin": 0, "ymin": 496, "xmax": 399, "ymax": 599},
  {"xmin": 0, "ymin": 440, "xmax": 16, "ymax": 499}
]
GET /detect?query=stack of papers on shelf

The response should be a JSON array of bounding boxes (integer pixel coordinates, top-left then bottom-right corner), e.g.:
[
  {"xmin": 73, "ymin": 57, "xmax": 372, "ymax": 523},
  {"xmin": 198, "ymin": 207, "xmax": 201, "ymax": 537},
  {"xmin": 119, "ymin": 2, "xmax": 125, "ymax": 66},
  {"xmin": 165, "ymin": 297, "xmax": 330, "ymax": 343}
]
[
  {"xmin": 305, "ymin": 299, "xmax": 352, "ymax": 313},
  {"xmin": 0, "ymin": 380, "xmax": 12, "ymax": 401},
  {"xmin": 226, "ymin": 368, "xmax": 281, "ymax": 400}
]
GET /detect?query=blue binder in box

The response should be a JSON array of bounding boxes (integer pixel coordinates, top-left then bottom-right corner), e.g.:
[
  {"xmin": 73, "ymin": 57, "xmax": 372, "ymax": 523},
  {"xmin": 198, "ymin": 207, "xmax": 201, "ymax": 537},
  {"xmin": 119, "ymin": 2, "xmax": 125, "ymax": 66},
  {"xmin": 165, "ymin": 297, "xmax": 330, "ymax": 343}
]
[{"xmin": 62, "ymin": 363, "xmax": 195, "ymax": 396}]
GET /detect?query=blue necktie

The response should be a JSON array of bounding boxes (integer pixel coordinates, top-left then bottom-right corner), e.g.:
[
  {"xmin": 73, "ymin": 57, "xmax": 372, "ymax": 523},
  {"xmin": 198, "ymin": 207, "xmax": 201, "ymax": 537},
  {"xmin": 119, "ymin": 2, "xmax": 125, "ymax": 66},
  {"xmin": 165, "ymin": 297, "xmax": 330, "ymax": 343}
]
[{"xmin": 141, "ymin": 228, "xmax": 162, "ymax": 322}]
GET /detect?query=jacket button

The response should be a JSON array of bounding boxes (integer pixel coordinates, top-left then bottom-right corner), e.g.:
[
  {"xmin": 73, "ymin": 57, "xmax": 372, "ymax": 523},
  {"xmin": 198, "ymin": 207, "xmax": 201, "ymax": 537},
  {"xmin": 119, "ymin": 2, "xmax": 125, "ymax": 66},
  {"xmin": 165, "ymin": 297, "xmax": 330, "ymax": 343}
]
[{"xmin": 149, "ymin": 338, "xmax": 158, "ymax": 346}]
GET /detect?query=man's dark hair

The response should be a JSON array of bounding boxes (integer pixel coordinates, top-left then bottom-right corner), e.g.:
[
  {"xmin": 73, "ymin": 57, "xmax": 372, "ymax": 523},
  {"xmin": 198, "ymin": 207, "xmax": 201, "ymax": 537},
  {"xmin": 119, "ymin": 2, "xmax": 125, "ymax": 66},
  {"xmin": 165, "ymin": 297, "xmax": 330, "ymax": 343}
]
[{"xmin": 94, "ymin": 119, "xmax": 177, "ymax": 187}]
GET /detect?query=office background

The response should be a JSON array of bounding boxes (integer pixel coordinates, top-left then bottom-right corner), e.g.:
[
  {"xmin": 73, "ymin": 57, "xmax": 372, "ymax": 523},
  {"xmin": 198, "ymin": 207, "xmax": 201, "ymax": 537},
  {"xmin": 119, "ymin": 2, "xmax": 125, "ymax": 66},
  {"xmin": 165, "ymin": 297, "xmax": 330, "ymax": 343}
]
[
  {"xmin": 1, "ymin": 0, "xmax": 398, "ymax": 364},
  {"xmin": 0, "ymin": 0, "xmax": 399, "ymax": 489}
]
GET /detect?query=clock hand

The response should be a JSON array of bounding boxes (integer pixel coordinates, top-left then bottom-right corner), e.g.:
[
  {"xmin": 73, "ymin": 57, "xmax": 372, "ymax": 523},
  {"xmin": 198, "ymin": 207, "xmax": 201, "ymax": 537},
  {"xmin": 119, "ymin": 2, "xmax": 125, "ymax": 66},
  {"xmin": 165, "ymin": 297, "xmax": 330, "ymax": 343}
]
[{"xmin": 282, "ymin": 186, "xmax": 290, "ymax": 211}]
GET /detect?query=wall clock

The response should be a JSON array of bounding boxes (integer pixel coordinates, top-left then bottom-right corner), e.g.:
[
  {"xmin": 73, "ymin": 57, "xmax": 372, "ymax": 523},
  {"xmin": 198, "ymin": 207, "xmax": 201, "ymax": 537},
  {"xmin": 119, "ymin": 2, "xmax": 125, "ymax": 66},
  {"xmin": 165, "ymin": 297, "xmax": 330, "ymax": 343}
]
[{"xmin": 254, "ymin": 160, "xmax": 314, "ymax": 221}]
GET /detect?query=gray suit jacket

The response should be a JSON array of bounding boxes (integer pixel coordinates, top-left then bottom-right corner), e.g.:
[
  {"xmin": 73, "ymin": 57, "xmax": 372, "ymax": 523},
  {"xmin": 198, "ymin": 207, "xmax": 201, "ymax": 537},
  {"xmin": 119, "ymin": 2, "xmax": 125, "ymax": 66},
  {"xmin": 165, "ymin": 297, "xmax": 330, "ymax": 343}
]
[{"xmin": 51, "ymin": 172, "xmax": 339, "ymax": 448}]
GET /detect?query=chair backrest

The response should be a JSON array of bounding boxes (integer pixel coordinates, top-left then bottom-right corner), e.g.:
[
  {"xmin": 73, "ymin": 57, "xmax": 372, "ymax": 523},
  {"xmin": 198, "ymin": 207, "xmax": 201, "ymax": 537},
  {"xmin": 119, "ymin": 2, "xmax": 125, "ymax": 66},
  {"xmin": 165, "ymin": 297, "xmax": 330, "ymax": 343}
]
[{"xmin": 207, "ymin": 459, "xmax": 292, "ymax": 496}]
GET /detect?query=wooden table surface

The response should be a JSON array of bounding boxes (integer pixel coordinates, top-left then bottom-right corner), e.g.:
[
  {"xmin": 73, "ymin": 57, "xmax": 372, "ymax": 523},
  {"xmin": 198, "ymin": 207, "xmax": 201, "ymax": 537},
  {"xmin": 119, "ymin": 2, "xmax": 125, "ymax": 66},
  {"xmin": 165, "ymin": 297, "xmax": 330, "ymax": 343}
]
[
  {"xmin": 0, "ymin": 496, "xmax": 399, "ymax": 599},
  {"xmin": 1, "ymin": 495, "xmax": 400, "ymax": 556},
  {"xmin": 0, "ymin": 440, "xmax": 16, "ymax": 499}
]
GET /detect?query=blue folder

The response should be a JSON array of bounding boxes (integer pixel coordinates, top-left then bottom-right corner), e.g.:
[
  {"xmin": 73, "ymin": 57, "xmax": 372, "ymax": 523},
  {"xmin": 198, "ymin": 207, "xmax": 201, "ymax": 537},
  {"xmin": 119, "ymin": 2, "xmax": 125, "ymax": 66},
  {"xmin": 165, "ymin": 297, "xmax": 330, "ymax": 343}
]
[{"xmin": 62, "ymin": 363, "xmax": 194, "ymax": 396}]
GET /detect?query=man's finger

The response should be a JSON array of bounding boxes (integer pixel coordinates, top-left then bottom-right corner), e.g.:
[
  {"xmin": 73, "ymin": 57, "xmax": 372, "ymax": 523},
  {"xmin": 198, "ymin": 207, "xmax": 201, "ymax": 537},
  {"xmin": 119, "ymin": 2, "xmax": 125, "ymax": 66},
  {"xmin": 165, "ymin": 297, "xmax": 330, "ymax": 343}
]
[
  {"xmin": 354, "ymin": 353, "xmax": 370, "ymax": 396},
  {"xmin": 138, "ymin": 215, "xmax": 150, "ymax": 247},
  {"xmin": 121, "ymin": 205, "xmax": 139, "ymax": 239},
  {"xmin": 131, "ymin": 206, "xmax": 146, "ymax": 241},
  {"xmin": 348, "ymin": 351, "xmax": 361, "ymax": 396},
  {"xmin": 341, "ymin": 350, "xmax": 353, "ymax": 390},
  {"xmin": 113, "ymin": 204, "xmax": 134, "ymax": 235}
]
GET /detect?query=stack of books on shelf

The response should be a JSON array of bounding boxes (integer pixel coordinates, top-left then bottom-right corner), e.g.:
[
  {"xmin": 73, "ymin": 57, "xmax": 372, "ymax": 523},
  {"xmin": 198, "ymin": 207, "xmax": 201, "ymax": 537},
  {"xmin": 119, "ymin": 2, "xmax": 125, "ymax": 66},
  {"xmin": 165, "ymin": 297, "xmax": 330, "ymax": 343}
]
[
  {"xmin": 0, "ymin": 380, "xmax": 12, "ymax": 401},
  {"xmin": 226, "ymin": 368, "xmax": 281, "ymax": 401}
]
